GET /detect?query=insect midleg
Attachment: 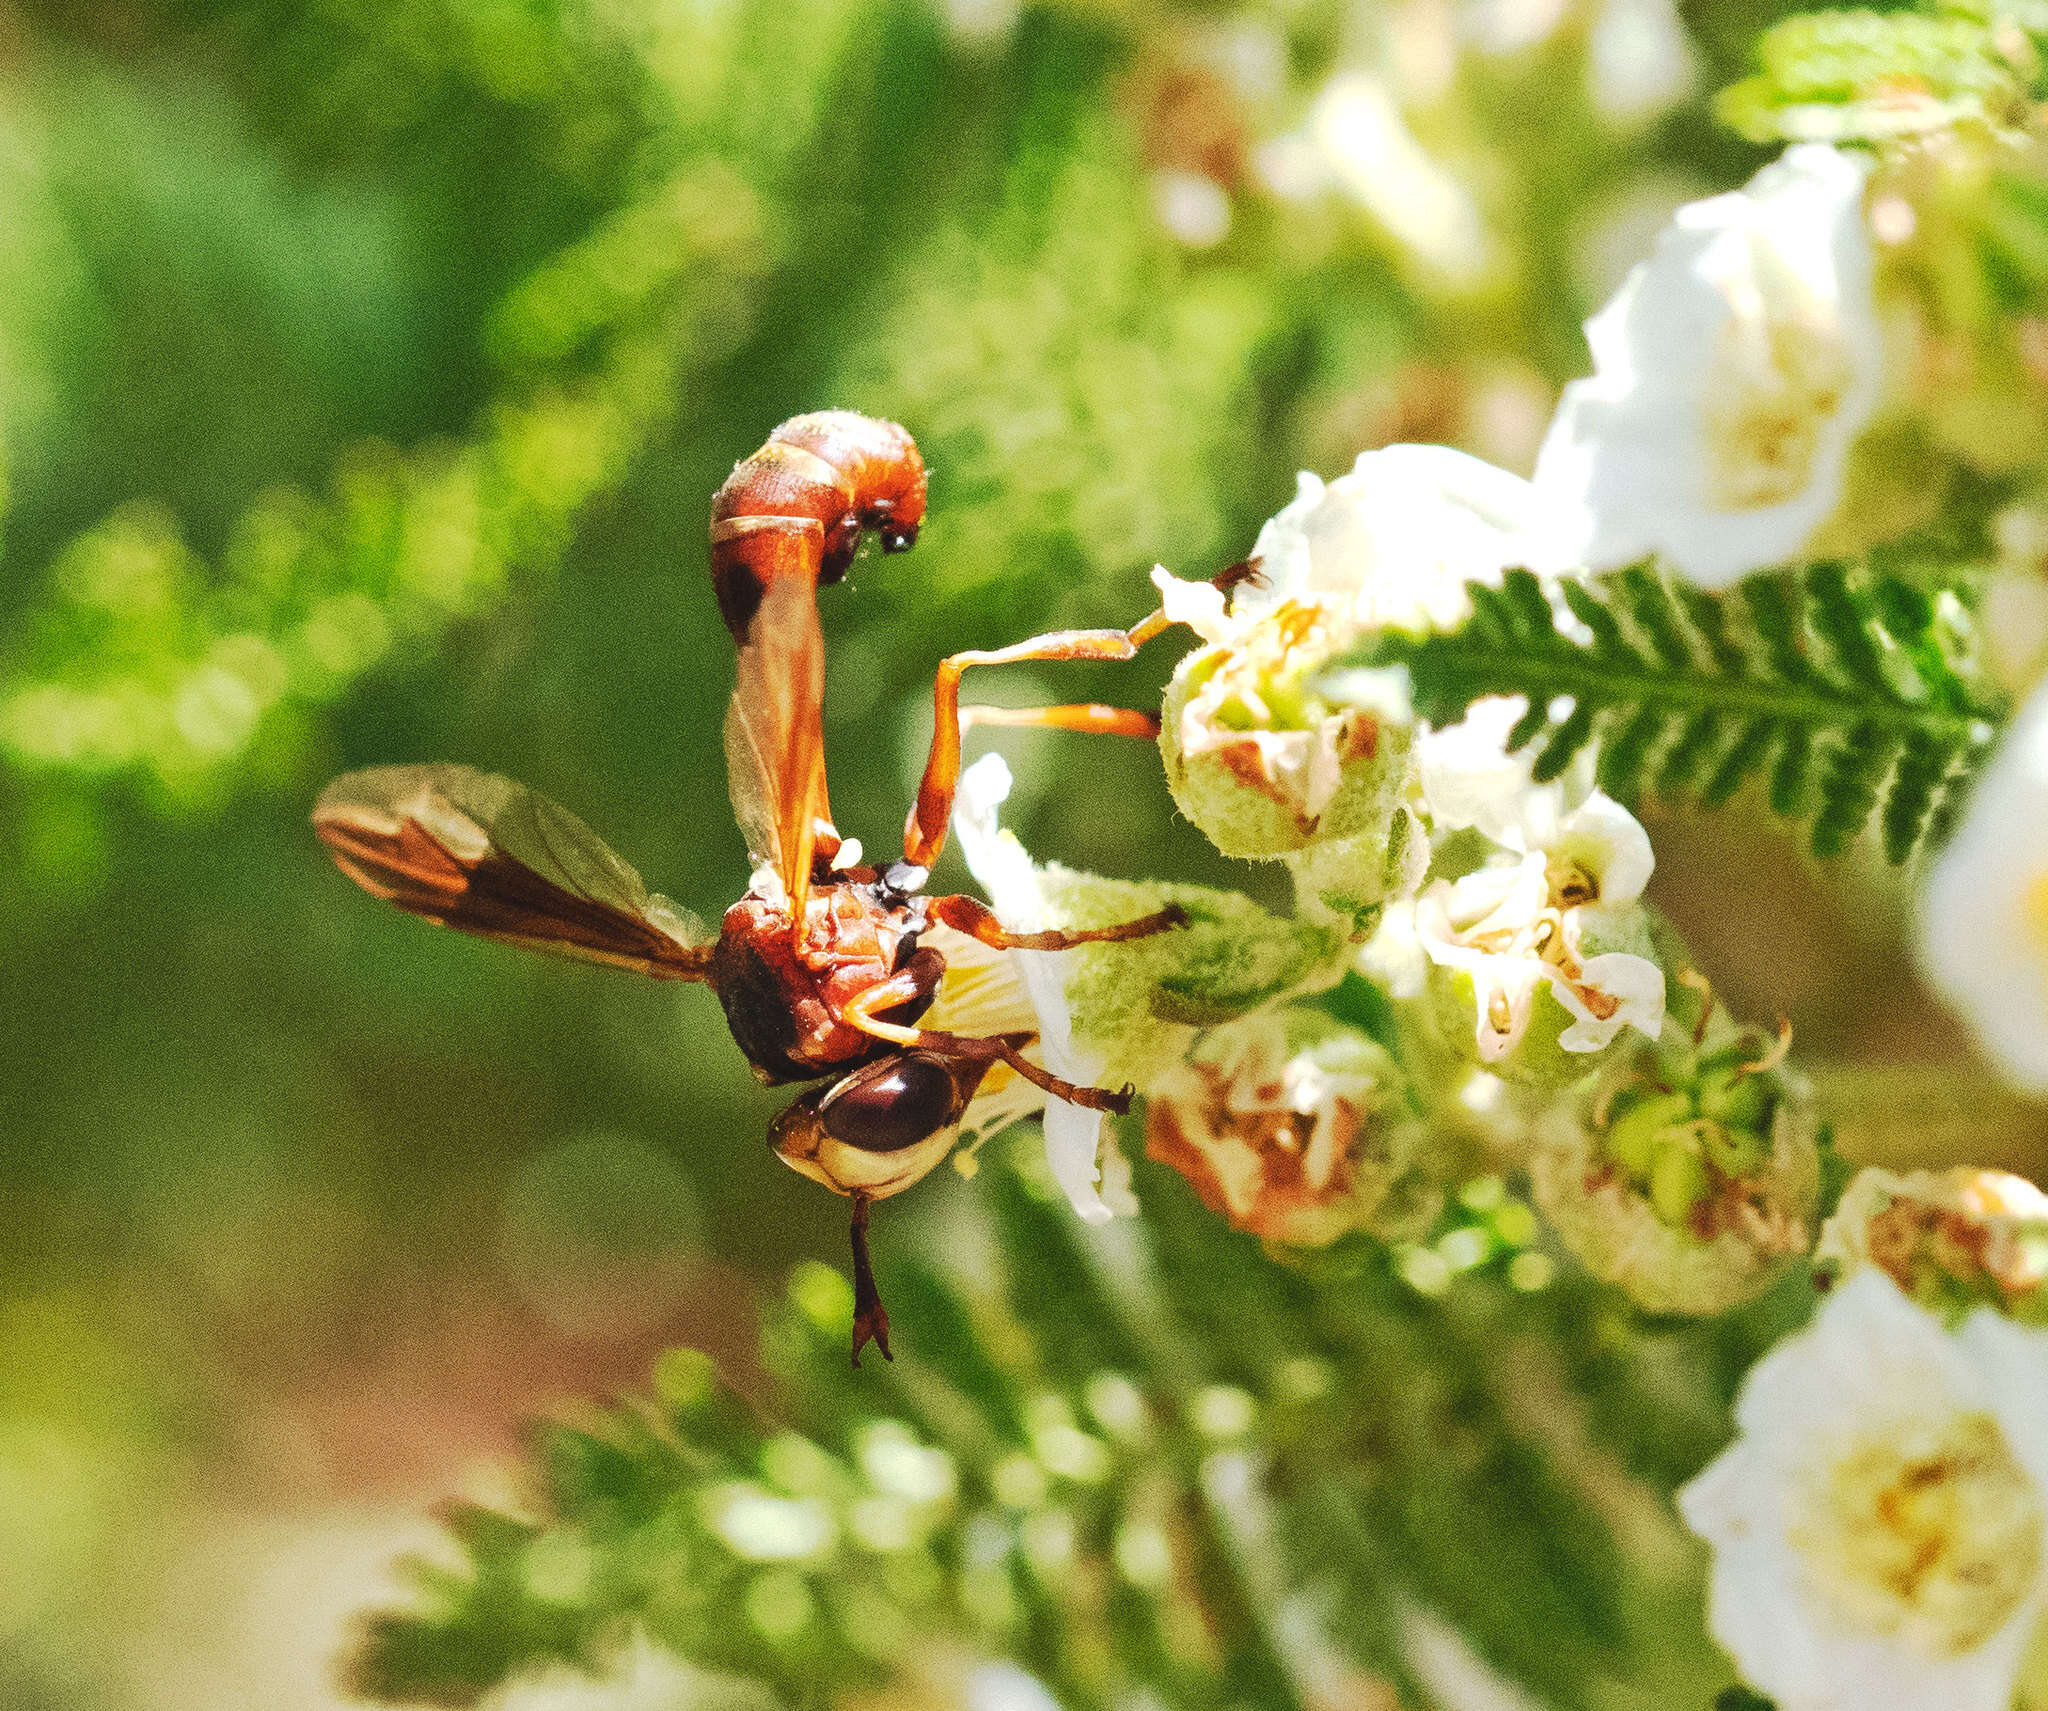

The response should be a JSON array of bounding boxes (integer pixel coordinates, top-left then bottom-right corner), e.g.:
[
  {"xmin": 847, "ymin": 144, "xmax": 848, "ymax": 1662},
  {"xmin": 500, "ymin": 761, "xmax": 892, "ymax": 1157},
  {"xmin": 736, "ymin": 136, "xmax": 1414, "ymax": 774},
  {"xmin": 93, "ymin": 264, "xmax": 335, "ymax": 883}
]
[
  {"xmin": 902, "ymin": 615, "xmax": 1174, "ymax": 869},
  {"xmin": 926, "ymin": 892, "xmax": 1187, "ymax": 953},
  {"xmin": 840, "ymin": 979, "xmax": 1132, "ymax": 1114}
]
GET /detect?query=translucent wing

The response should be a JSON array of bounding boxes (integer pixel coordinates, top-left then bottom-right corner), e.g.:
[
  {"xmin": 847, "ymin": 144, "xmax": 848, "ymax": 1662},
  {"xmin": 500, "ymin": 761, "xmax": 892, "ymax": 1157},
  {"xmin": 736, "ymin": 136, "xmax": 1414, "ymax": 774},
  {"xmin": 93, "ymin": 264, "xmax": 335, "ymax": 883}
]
[
  {"xmin": 314, "ymin": 764, "xmax": 715, "ymax": 980},
  {"xmin": 719, "ymin": 525, "xmax": 831, "ymax": 920}
]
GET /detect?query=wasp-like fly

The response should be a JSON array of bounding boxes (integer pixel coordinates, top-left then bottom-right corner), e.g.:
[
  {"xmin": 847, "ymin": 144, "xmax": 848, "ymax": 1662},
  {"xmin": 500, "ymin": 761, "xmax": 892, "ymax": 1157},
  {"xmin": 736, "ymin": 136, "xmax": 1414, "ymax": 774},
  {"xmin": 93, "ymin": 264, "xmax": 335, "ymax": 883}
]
[{"xmin": 315, "ymin": 413, "xmax": 1181, "ymax": 1362}]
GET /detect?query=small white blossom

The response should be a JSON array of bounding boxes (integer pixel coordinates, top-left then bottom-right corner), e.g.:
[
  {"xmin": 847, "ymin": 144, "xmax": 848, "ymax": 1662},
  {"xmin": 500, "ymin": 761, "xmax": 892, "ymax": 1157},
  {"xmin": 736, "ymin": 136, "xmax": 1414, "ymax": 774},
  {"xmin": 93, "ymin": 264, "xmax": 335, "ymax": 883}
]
[
  {"xmin": 1235, "ymin": 444, "xmax": 1573, "ymax": 639},
  {"xmin": 1414, "ymin": 694, "xmax": 1601, "ymax": 853},
  {"xmin": 1680, "ymin": 1272, "xmax": 2048, "ymax": 1711},
  {"xmin": 1918, "ymin": 682, "xmax": 2048, "ymax": 1094},
  {"xmin": 1153, "ymin": 445, "xmax": 1572, "ymax": 896},
  {"xmin": 1409, "ymin": 790, "xmax": 1664, "ymax": 1078},
  {"xmin": 1535, "ymin": 143, "xmax": 1883, "ymax": 587}
]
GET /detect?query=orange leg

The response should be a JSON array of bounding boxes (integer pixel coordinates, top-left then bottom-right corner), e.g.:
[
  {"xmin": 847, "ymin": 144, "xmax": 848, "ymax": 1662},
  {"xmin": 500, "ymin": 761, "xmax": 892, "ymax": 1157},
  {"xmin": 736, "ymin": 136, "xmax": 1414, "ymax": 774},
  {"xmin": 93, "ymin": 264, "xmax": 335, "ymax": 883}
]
[
  {"xmin": 959, "ymin": 703, "xmax": 1162, "ymax": 740},
  {"xmin": 927, "ymin": 891, "xmax": 1186, "ymax": 952},
  {"xmin": 903, "ymin": 613, "xmax": 1173, "ymax": 870}
]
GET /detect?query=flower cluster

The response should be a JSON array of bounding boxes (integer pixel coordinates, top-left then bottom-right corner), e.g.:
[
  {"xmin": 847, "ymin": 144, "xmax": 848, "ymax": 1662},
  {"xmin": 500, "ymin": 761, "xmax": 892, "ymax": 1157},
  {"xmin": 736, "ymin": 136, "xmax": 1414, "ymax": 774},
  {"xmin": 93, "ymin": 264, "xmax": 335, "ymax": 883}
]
[{"xmin": 924, "ymin": 128, "xmax": 2048, "ymax": 1711}]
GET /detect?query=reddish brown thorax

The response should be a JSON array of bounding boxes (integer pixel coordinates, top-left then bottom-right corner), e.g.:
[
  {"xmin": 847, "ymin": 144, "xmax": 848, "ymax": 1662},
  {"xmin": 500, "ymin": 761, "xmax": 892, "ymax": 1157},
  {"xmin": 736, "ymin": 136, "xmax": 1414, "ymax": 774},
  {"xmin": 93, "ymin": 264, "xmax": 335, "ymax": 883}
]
[{"xmin": 711, "ymin": 871, "xmax": 932, "ymax": 1085}]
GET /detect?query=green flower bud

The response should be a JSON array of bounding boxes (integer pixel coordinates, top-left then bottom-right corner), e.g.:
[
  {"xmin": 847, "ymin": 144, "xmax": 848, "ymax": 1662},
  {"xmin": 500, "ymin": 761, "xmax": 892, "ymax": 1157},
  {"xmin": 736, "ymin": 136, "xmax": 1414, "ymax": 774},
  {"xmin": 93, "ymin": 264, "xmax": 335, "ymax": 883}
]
[{"xmin": 1531, "ymin": 1034, "xmax": 1820, "ymax": 1316}]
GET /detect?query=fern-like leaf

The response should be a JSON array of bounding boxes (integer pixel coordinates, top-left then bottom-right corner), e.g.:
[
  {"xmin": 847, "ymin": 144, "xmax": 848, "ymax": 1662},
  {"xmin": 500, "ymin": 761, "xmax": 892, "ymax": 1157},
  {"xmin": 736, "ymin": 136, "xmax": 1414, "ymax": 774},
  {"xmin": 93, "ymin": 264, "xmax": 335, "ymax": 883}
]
[
  {"xmin": 1344, "ymin": 564, "xmax": 2001, "ymax": 863},
  {"xmin": 349, "ymin": 1151, "xmax": 1754, "ymax": 1710}
]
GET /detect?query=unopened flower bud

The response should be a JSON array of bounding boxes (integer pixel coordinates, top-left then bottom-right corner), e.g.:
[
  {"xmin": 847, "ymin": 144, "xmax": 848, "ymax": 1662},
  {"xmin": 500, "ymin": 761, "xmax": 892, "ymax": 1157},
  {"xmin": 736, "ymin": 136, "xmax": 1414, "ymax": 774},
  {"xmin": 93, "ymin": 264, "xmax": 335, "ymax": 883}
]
[
  {"xmin": 1159, "ymin": 599, "xmax": 1413, "ymax": 866},
  {"xmin": 1145, "ymin": 1007, "xmax": 1437, "ymax": 1247},
  {"xmin": 1153, "ymin": 442, "xmax": 1572, "ymax": 900},
  {"xmin": 1816, "ymin": 1167, "xmax": 2048, "ymax": 1325},
  {"xmin": 1532, "ymin": 1025, "xmax": 1820, "ymax": 1314}
]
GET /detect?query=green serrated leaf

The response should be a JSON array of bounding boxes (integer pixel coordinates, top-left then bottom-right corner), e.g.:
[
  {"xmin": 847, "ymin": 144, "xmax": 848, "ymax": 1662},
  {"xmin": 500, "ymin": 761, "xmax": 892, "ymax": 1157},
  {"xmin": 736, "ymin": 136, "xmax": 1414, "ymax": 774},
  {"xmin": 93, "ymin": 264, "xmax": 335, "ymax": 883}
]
[
  {"xmin": 1811, "ymin": 726, "xmax": 1899, "ymax": 856},
  {"xmin": 1502, "ymin": 567, "xmax": 1558, "ymax": 639},
  {"xmin": 1562, "ymin": 577, "xmax": 1631, "ymax": 656},
  {"xmin": 1804, "ymin": 564, "xmax": 1890, "ymax": 693},
  {"xmin": 1599, "ymin": 706, "xmax": 1668, "ymax": 801},
  {"xmin": 1880, "ymin": 731, "xmax": 1955, "ymax": 864},
  {"xmin": 1620, "ymin": 567, "xmax": 1696, "ymax": 673},
  {"xmin": 1532, "ymin": 700, "xmax": 1597, "ymax": 783},
  {"xmin": 1507, "ymin": 696, "xmax": 1550, "ymax": 751},
  {"xmin": 1659, "ymin": 710, "xmax": 1723, "ymax": 794},
  {"xmin": 1342, "ymin": 565, "xmax": 2001, "ymax": 862}
]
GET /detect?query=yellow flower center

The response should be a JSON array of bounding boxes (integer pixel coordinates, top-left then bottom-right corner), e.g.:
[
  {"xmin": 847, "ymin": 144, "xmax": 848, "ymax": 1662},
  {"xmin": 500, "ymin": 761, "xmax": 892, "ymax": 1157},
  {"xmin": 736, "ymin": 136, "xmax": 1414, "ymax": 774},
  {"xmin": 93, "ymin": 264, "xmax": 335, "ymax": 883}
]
[
  {"xmin": 1702, "ymin": 254, "xmax": 1851, "ymax": 513},
  {"xmin": 2027, "ymin": 871, "xmax": 2048, "ymax": 1003},
  {"xmin": 1788, "ymin": 1411, "xmax": 2043, "ymax": 1658}
]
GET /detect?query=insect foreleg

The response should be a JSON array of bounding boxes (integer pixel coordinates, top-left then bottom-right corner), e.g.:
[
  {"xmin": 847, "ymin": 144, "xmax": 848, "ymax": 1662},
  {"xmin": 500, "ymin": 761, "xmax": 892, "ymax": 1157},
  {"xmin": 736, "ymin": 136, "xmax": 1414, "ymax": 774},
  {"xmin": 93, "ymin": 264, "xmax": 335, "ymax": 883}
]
[
  {"xmin": 903, "ymin": 619, "xmax": 1173, "ymax": 868},
  {"xmin": 926, "ymin": 892, "xmax": 1187, "ymax": 952},
  {"xmin": 957, "ymin": 703, "xmax": 1161, "ymax": 740}
]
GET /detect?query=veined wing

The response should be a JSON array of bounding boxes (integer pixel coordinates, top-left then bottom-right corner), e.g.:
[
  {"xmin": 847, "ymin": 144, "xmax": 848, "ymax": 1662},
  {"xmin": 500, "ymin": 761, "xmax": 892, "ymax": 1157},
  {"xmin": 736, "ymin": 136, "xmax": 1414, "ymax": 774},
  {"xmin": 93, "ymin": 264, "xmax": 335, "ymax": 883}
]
[
  {"xmin": 718, "ymin": 523, "xmax": 831, "ymax": 920},
  {"xmin": 314, "ymin": 764, "xmax": 715, "ymax": 980}
]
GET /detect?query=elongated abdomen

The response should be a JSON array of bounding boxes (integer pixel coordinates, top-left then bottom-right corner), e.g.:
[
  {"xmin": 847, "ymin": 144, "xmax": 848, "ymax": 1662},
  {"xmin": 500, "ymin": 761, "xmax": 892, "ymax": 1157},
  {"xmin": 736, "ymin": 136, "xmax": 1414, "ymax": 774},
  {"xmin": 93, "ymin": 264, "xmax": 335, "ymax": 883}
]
[{"xmin": 708, "ymin": 411, "xmax": 927, "ymax": 640}]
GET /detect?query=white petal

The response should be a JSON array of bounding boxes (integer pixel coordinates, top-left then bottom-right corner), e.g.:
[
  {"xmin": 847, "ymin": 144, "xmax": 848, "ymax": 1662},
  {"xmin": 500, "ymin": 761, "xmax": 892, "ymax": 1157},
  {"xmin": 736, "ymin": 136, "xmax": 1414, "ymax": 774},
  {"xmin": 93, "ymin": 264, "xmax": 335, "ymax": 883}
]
[
  {"xmin": 951, "ymin": 752, "xmax": 1119, "ymax": 1221},
  {"xmin": 1681, "ymin": 1274, "xmax": 2048, "ymax": 1711},
  {"xmin": 1150, "ymin": 564, "xmax": 1232, "ymax": 645},
  {"xmin": 1917, "ymin": 682, "xmax": 2048, "ymax": 1092},
  {"xmin": 1553, "ymin": 791, "xmax": 1656, "ymax": 904},
  {"xmin": 1548, "ymin": 952, "xmax": 1664, "ymax": 1051},
  {"xmin": 1240, "ymin": 446, "xmax": 1574, "ymax": 638},
  {"xmin": 1041, "ymin": 1097, "xmax": 1113, "ymax": 1225},
  {"xmin": 1417, "ymin": 697, "xmax": 1594, "ymax": 851},
  {"xmin": 1961, "ymin": 1307, "xmax": 2048, "ymax": 1496},
  {"xmin": 1359, "ymin": 898, "xmax": 1429, "ymax": 998}
]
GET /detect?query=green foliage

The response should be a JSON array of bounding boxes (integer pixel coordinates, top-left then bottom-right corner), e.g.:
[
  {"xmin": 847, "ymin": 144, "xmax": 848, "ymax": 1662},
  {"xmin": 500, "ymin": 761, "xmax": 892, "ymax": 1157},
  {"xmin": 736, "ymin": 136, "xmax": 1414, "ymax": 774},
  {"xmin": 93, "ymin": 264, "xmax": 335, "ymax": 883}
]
[
  {"xmin": 1717, "ymin": 3, "xmax": 2048, "ymax": 143},
  {"xmin": 353, "ymin": 1150, "xmax": 1768, "ymax": 1710},
  {"xmin": 1347, "ymin": 563, "xmax": 2002, "ymax": 863}
]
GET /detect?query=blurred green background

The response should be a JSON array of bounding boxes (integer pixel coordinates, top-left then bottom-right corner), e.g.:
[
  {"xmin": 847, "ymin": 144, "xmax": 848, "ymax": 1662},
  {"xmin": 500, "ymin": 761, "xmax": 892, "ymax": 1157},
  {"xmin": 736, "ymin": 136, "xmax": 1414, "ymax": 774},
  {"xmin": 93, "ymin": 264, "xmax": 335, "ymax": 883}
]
[{"xmin": 0, "ymin": 1, "xmax": 2024, "ymax": 1705}]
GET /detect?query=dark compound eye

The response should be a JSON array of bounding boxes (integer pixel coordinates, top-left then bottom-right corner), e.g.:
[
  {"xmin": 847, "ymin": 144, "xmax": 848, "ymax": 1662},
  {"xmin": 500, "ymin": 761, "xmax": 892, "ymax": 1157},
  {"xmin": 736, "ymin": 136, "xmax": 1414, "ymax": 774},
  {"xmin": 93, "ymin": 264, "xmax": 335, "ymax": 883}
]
[{"xmin": 821, "ymin": 1055, "xmax": 958, "ymax": 1153}]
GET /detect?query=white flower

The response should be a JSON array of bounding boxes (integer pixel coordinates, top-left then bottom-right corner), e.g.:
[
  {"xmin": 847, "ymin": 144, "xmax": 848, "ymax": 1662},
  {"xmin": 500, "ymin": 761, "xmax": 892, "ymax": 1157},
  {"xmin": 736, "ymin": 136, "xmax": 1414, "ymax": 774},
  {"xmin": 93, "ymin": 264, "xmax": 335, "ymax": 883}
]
[
  {"xmin": 1414, "ymin": 694, "xmax": 1601, "ymax": 853},
  {"xmin": 1918, "ymin": 682, "xmax": 2048, "ymax": 1094},
  {"xmin": 1680, "ymin": 1272, "xmax": 2048, "ymax": 1711},
  {"xmin": 1535, "ymin": 143, "xmax": 1883, "ymax": 587},
  {"xmin": 1150, "ymin": 444, "xmax": 1573, "ymax": 884},
  {"xmin": 1409, "ymin": 790, "xmax": 1664, "ymax": 1075},
  {"xmin": 1234, "ymin": 444, "xmax": 1573, "ymax": 640}
]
